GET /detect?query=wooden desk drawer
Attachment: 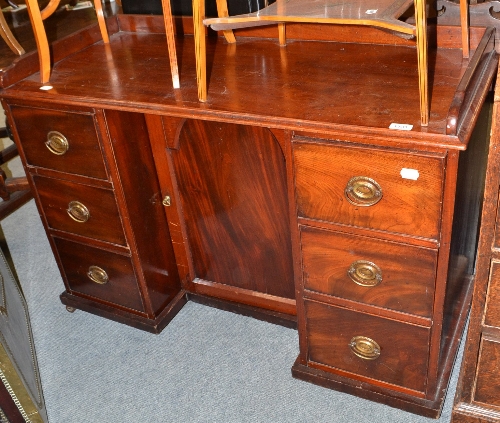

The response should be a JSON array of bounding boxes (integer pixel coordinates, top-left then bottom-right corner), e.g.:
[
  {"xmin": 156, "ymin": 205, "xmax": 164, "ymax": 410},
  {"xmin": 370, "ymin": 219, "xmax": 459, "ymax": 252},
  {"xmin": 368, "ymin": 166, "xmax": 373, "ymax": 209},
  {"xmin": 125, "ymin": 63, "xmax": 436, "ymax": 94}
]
[
  {"xmin": 10, "ymin": 105, "xmax": 108, "ymax": 180},
  {"xmin": 54, "ymin": 238, "xmax": 145, "ymax": 312},
  {"xmin": 473, "ymin": 337, "xmax": 500, "ymax": 407},
  {"xmin": 305, "ymin": 300, "xmax": 430, "ymax": 393},
  {"xmin": 301, "ymin": 226, "xmax": 437, "ymax": 318},
  {"xmin": 293, "ymin": 141, "xmax": 445, "ymax": 239},
  {"xmin": 34, "ymin": 176, "xmax": 126, "ymax": 246}
]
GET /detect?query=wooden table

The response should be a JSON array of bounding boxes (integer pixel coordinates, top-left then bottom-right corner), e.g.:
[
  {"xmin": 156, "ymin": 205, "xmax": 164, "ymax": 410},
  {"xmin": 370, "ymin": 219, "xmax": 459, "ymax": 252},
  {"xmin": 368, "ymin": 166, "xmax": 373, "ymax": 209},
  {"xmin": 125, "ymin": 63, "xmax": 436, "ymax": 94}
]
[{"xmin": 0, "ymin": 12, "xmax": 497, "ymax": 419}]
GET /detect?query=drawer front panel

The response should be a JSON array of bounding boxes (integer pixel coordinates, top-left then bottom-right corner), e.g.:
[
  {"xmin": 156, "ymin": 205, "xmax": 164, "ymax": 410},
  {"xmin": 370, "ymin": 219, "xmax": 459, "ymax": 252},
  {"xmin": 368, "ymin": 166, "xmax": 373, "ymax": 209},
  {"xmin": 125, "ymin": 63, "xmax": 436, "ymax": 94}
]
[
  {"xmin": 494, "ymin": 193, "xmax": 500, "ymax": 250},
  {"xmin": 293, "ymin": 141, "xmax": 445, "ymax": 239},
  {"xmin": 54, "ymin": 238, "xmax": 145, "ymax": 312},
  {"xmin": 484, "ymin": 261, "xmax": 500, "ymax": 327},
  {"xmin": 10, "ymin": 105, "xmax": 108, "ymax": 179},
  {"xmin": 305, "ymin": 300, "xmax": 430, "ymax": 392},
  {"xmin": 34, "ymin": 176, "xmax": 126, "ymax": 246},
  {"xmin": 473, "ymin": 337, "xmax": 500, "ymax": 406},
  {"xmin": 301, "ymin": 226, "xmax": 437, "ymax": 317}
]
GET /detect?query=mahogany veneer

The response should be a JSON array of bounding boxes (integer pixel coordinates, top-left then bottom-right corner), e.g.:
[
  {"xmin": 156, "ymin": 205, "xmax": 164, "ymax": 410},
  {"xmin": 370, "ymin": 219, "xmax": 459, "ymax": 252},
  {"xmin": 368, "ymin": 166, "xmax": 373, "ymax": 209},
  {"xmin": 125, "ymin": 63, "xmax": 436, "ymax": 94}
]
[
  {"xmin": 0, "ymin": 13, "xmax": 497, "ymax": 418},
  {"xmin": 451, "ymin": 62, "xmax": 500, "ymax": 423}
]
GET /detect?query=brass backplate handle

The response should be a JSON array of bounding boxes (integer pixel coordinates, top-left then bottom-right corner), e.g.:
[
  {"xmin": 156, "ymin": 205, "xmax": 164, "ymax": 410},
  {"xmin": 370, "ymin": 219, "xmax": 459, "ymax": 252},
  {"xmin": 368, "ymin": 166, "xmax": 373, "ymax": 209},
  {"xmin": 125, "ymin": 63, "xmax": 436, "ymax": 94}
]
[
  {"xmin": 45, "ymin": 131, "xmax": 69, "ymax": 155},
  {"xmin": 345, "ymin": 176, "xmax": 383, "ymax": 207},
  {"xmin": 347, "ymin": 260, "xmax": 382, "ymax": 287},
  {"xmin": 87, "ymin": 265, "xmax": 109, "ymax": 285},
  {"xmin": 349, "ymin": 336, "xmax": 381, "ymax": 360},
  {"xmin": 67, "ymin": 201, "xmax": 90, "ymax": 223}
]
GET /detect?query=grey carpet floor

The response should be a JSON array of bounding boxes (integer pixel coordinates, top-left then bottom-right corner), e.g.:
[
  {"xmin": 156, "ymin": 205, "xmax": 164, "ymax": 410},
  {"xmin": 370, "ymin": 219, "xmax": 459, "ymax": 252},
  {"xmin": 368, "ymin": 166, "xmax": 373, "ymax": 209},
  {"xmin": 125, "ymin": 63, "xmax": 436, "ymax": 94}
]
[{"xmin": 0, "ymin": 199, "xmax": 464, "ymax": 423}]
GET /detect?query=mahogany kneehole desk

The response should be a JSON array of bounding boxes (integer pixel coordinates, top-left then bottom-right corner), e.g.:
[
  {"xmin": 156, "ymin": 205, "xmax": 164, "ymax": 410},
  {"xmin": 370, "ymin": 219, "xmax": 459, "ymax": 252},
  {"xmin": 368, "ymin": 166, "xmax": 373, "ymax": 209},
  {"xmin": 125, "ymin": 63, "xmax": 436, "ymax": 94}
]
[{"xmin": 0, "ymin": 14, "xmax": 497, "ymax": 419}]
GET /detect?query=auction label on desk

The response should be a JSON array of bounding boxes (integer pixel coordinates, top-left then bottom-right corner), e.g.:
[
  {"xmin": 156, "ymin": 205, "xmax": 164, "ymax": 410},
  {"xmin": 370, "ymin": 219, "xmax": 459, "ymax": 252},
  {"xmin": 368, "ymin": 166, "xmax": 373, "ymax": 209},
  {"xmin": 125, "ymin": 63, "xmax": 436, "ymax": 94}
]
[{"xmin": 389, "ymin": 123, "xmax": 413, "ymax": 131}]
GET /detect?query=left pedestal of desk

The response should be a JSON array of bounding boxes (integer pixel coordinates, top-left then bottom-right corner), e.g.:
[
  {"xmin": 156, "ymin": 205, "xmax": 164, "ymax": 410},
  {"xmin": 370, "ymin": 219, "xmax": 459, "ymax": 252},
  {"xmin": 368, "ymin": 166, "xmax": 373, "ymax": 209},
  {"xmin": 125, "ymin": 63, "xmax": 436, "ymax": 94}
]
[{"xmin": 2, "ymin": 100, "xmax": 186, "ymax": 334}]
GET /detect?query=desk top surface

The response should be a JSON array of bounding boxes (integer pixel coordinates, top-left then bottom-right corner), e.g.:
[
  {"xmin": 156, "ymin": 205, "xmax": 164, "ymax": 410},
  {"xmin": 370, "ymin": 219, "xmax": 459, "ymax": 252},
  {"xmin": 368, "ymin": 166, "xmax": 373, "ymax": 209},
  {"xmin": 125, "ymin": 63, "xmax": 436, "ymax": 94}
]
[{"xmin": 0, "ymin": 14, "xmax": 497, "ymax": 150}]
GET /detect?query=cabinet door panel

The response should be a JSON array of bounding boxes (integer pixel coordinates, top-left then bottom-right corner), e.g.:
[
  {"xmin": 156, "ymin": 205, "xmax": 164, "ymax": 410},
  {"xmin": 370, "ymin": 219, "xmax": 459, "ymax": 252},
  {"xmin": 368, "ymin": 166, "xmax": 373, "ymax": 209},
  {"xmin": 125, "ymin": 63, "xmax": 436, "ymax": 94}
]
[{"xmin": 171, "ymin": 120, "xmax": 295, "ymax": 300}]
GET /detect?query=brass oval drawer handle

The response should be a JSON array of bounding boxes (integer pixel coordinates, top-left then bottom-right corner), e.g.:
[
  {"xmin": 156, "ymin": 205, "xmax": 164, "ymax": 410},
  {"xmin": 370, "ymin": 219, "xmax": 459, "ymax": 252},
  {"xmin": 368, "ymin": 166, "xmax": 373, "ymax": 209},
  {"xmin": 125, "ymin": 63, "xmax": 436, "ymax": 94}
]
[
  {"xmin": 67, "ymin": 201, "xmax": 90, "ymax": 223},
  {"xmin": 347, "ymin": 260, "xmax": 382, "ymax": 287},
  {"xmin": 87, "ymin": 265, "xmax": 109, "ymax": 285},
  {"xmin": 345, "ymin": 176, "xmax": 383, "ymax": 207},
  {"xmin": 45, "ymin": 131, "xmax": 69, "ymax": 155},
  {"xmin": 349, "ymin": 336, "xmax": 381, "ymax": 360}
]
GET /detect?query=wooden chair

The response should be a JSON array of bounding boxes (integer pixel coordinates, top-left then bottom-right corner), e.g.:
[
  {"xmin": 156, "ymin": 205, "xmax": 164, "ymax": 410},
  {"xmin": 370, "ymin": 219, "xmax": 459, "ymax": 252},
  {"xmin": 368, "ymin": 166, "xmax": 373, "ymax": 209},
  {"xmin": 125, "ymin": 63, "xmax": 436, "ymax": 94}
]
[
  {"xmin": 194, "ymin": 0, "xmax": 471, "ymax": 127},
  {"xmin": 0, "ymin": 1, "xmax": 25, "ymax": 55},
  {"xmin": 24, "ymin": 0, "xmax": 180, "ymax": 89},
  {"xmin": 24, "ymin": 0, "xmax": 109, "ymax": 84}
]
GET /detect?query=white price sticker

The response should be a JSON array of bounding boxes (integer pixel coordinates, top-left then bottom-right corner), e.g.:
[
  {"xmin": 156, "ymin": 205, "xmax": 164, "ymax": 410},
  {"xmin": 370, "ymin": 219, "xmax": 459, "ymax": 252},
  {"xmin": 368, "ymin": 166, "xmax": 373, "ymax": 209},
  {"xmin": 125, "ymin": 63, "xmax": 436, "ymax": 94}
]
[
  {"xmin": 389, "ymin": 123, "xmax": 413, "ymax": 131},
  {"xmin": 400, "ymin": 168, "xmax": 420, "ymax": 180},
  {"xmin": 365, "ymin": 9, "xmax": 378, "ymax": 14}
]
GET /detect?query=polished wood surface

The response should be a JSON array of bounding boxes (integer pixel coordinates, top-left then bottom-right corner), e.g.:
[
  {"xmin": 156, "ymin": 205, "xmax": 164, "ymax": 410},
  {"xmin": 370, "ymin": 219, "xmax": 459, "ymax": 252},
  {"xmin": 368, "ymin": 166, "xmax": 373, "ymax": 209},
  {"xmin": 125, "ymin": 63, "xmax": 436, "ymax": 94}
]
[
  {"xmin": 451, "ymin": 67, "xmax": 500, "ymax": 423},
  {"xmin": 102, "ymin": 109, "xmax": 183, "ymax": 315},
  {"xmin": 205, "ymin": 0, "xmax": 435, "ymax": 125},
  {"xmin": 301, "ymin": 226, "xmax": 437, "ymax": 317},
  {"xmin": 169, "ymin": 119, "xmax": 295, "ymax": 303},
  {"xmin": 473, "ymin": 338, "xmax": 500, "ymax": 407},
  {"xmin": 305, "ymin": 299, "xmax": 430, "ymax": 393},
  {"xmin": 0, "ymin": 19, "xmax": 494, "ymax": 141},
  {"xmin": 9, "ymin": 104, "xmax": 108, "ymax": 180},
  {"xmin": 293, "ymin": 140, "xmax": 445, "ymax": 240},
  {"xmin": 54, "ymin": 236, "xmax": 146, "ymax": 312},
  {"xmin": 0, "ymin": 13, "xmax": 496, "ymax": 418},
  {"xmin": 33, "ymin": 175, "xmax": 126, "ymax": 246}
]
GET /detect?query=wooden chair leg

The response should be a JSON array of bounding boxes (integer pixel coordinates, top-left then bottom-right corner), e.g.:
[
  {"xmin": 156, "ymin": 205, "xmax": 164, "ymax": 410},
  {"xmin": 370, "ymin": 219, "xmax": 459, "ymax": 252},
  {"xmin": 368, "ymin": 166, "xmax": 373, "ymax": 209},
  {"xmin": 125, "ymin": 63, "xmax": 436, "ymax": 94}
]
[
  {"xmin": 278, "ymin": 23, "xmax": 286, "ymax": 46},
  {"xmin": 193, "ymin": 0, "xmax": 207, "ymax": 101},
  {"xmin": 40, "ymin": 0, "xmax": 61, "ymax": 19},
  {"xmin": 0, "ymin": 9, "xmax": 24, "ymax": 55},
  {"xmin": 414, "ymin": 0, "xmax": 428, "ymax": 126},
  {"xmin": 94, "ymin": 0, "xmax": 110, "ymax": 43},
  {"xmin": 25, "ymin": 0, "xmax": 51, "ymax": 83},
  {"xmin": 460, "ymin": 0, "xmax": 469, "ymax": 58},
  {"xmin": 161, "ymin": 0, "xmax": 180, "ymax": 88},
  {"xmin": 215, "ymin": 0, "xmax": 236, "ymax": 43}
]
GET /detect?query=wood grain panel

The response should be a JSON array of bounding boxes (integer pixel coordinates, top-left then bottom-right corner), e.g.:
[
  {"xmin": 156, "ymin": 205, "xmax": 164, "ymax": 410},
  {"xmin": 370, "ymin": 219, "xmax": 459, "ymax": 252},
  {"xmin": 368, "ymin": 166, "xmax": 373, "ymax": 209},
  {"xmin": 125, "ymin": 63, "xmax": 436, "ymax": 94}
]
[
  {"xmin": 301, "ymin": 226, "xmax": 437, "ymax": 317},
  {"xmin": 293, "ymin": 139, "xmax": 445, "ymax": 239},
  {"xmin": 474, "ymin": 337, "xmax": 500, "ymax": 407},
  {"xmin": 484, "ymin": 261, "xmax": 500, "ymax": 328},
  {"xmin": 171, "ymin": 119, "xmax": 295, "ymax": 300},
  {"xmin": 9, "ymin": 105, "xmax": 108, "ymax": 179},
  {"xmin": 103, "ymin": 109, "xmax": 182, "ymax": 316},
  {"xmin": 54, "ymin": 237, "xmax": 145, "ymax": 313},
  {"xmin": 305, "ymin": 299, "xmax": 430, "ymax": 392},
  {"xmin": 33, "ymin": 174, "xmax": 126, "ymax": 246}
]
